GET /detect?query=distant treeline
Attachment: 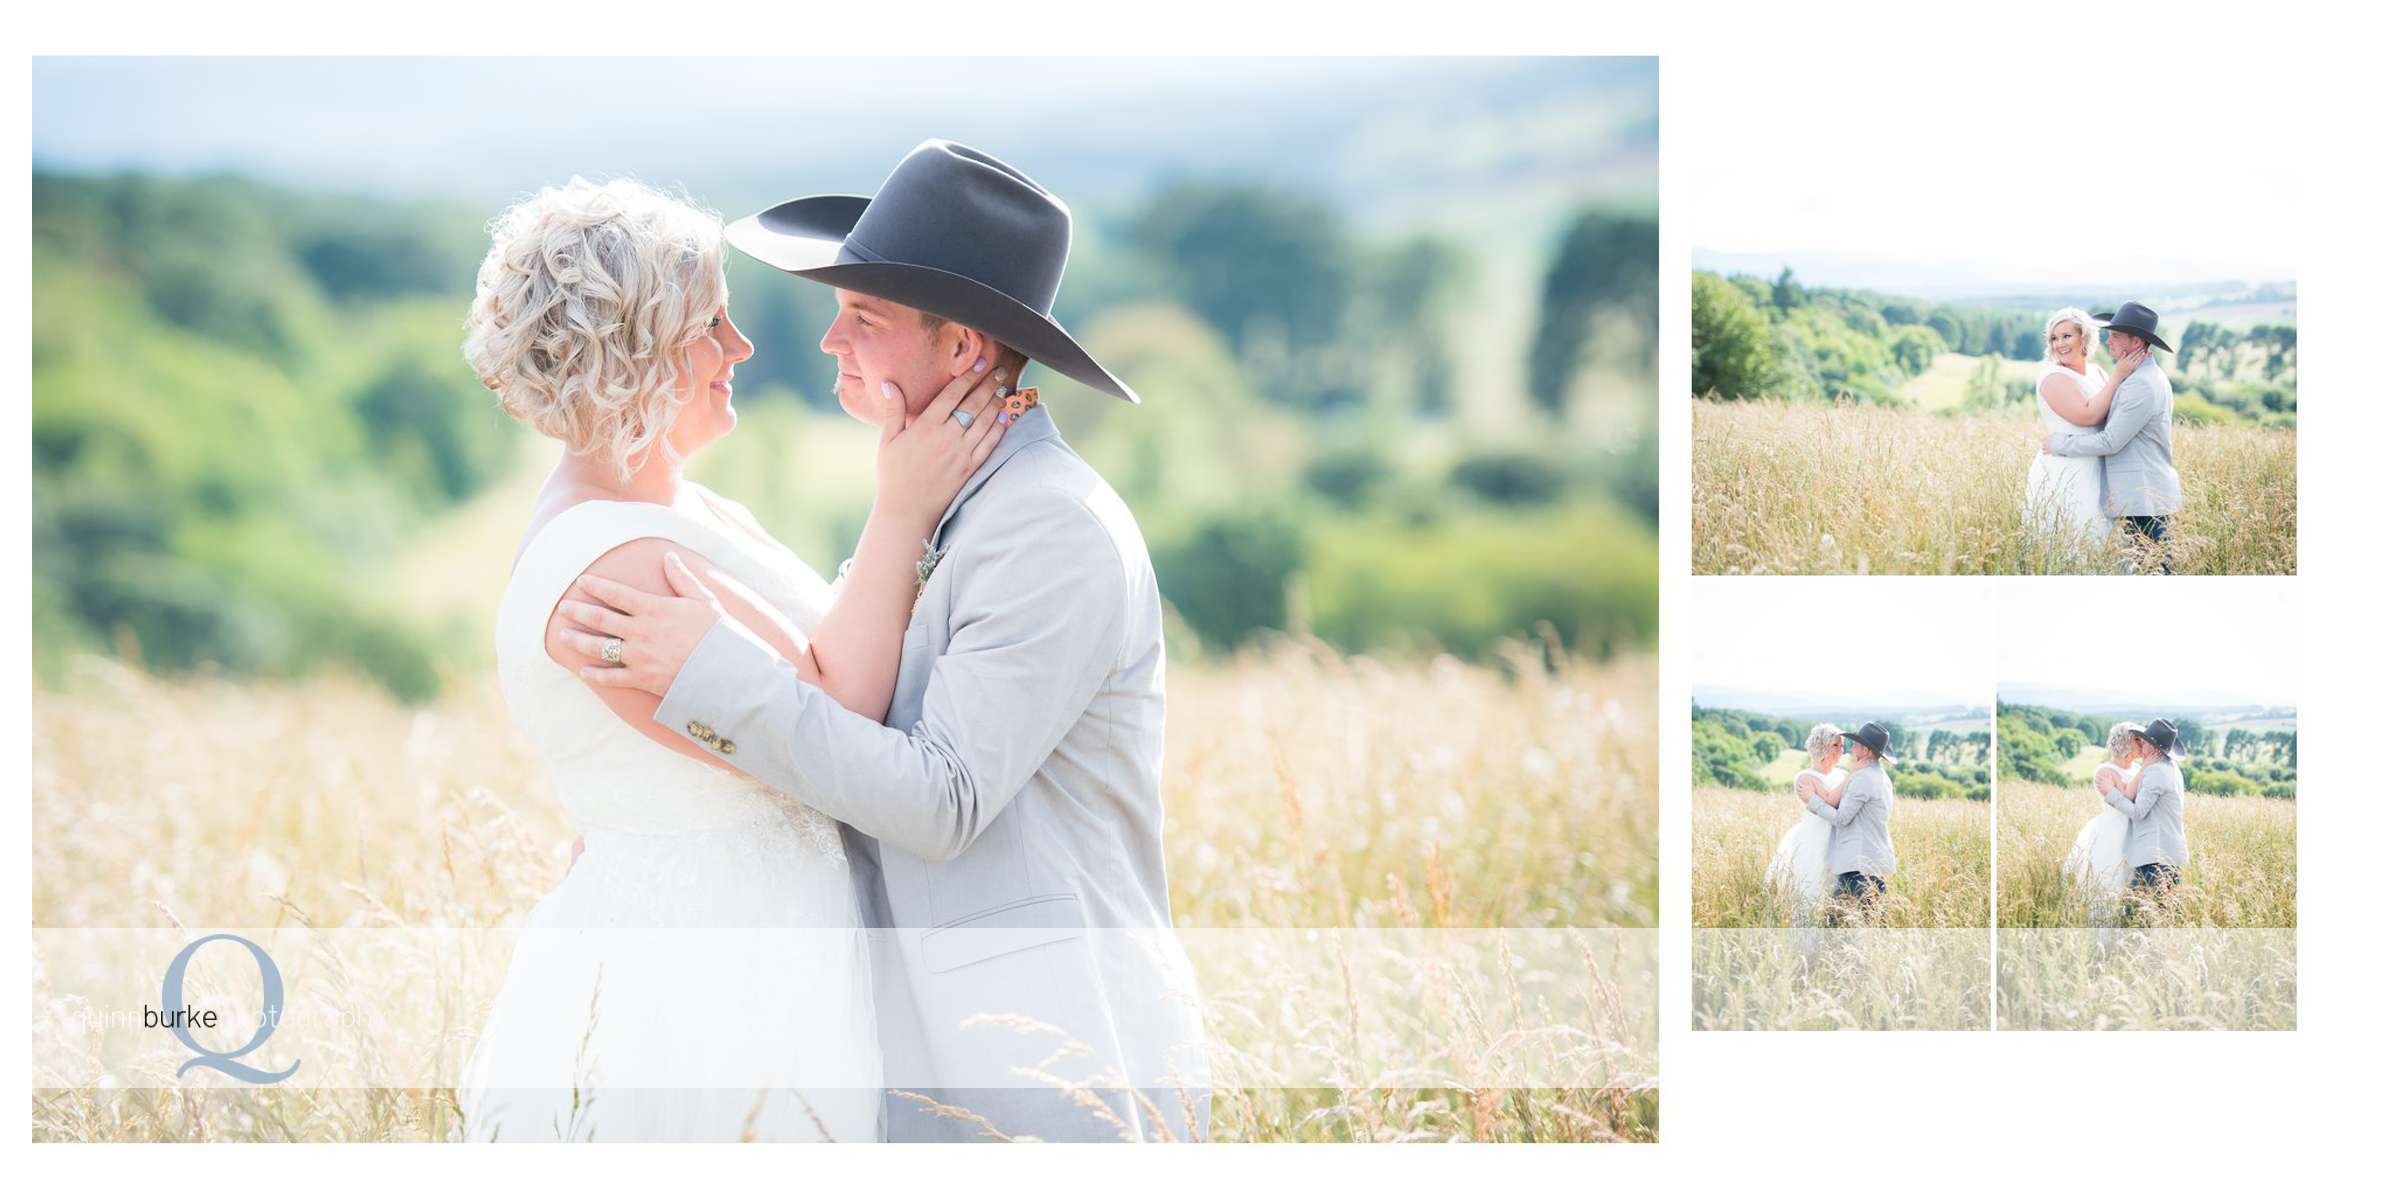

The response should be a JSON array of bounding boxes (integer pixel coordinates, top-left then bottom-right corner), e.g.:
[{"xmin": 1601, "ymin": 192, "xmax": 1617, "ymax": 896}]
[
  {"xmin": 1693, "ymin": 269, "xmax": 2049, "ymax": 405},
  {"xmin": 33, "ymin": 170, "xmax": 1659, "ymax": 699},
  {"xmin": 1693, "ymin": 268, "xmax": 2298, "ymax": 426},
  {"xmin": 1997, "ymin": 702, "xmax": 2297, "ymax": 797},
  {"xmin": 1692, "ymin": 705, "xmax": 1990, "ymax": 799},
  {"xmin": 32, "ymin": 172, "xmax": 516, "ymax": 699}
]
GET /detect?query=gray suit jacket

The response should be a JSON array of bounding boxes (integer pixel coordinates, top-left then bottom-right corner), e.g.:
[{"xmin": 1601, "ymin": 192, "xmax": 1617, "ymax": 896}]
[
  {"xmin": 2049, "ymin": 359, "xmax": 2181, "ymax": 516},
  {"xmin": 1804, "ymin": 760, "xmax": 1897, "ymax": 878},
  {"xmin": 656, "ymin": 406, "xmax": 1208, "ymax": 1142},
  {"xmin": 2104, "ymin": 759, "xmax": 2188, "ymax": 868}
]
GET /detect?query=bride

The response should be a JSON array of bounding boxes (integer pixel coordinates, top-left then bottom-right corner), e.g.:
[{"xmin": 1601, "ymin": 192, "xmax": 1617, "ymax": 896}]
[
  {"xmin": 456, "ymin": 179, "xmax": 1010, "ymax": 1140},
  {"xmin": 2025, "ymin": 307, "xmax": 2142, "ymax": 550},
  {"xmin": 2063, "ymin": 722, "xmax": 2145, "ymax": 925},
  {"xmin": 1766, "ymin": 723, "xmax": 1846, "ymax": 923}
]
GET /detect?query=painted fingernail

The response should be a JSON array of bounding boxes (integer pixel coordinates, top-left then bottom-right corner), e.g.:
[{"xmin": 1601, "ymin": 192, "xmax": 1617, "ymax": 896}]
[
  {"xmin": 881, "ymin": 381, "xmax": 895, "ymax": 398},
  {"xmin": 973, "ymin": 356, "xmax": 987, "ymax": 372}
]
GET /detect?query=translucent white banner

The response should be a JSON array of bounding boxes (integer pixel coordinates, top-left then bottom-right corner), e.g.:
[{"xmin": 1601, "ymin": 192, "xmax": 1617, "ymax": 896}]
[
  {"xmin": 1996, "ymin": 928, "xmax": 2298, "ymax": 1031},
  {"xmin": 1690, "ymin": 928, "xmax": 1993, "ymax": 1031},
  {"xmin": 32, "ymin": 927, "xmax": 1658, "ymax": 1096}
]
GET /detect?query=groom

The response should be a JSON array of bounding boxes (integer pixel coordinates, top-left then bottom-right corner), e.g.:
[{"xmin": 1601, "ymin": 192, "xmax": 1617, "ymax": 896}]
[
  {"xmin": 555, "ymin": 141, "xmax": 1206, "ymax": 1142},
  {"xmin": 2108, "ymin": 718, "xmax": 2189, "ymax": 923},
  {"xmin": 2041, "ymin": 301, "xmax": 2183, "ymax": 573},
  {"xmin": 1802, "ymin": 721, "xmax": 1899, "ymax": 927}
]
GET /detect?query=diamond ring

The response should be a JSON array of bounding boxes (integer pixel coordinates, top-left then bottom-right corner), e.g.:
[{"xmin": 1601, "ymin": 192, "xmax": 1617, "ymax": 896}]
[
  {"xmin": 600, "ymin": 636, "xmax": 624, "ymax": 665},
  {"xmin": 951, "ymin": 407, "xmax": 975, "ymax": 430}
]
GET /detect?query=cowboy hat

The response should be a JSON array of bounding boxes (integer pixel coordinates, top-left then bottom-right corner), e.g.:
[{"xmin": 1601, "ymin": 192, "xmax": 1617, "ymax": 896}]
[
  {"xmin": 2091, "ymin": 301, "xmax": 2175, "ymax": 353},
  {"xmin": 1842, "ymin": 721, "xmax": 1898, "ymax": 761},
  {"xmin": 725, "ymin": 139, "xmax": 1138, "ymax": 403}
]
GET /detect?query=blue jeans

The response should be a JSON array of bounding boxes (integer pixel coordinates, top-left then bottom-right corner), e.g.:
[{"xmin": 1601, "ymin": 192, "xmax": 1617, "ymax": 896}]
[
  {"xmin": 2122, "ymin": 515, "xmax": 2173, "ymax": 574},
  {"xmin": 1825, "ymin": 871, "xmax": 1887, "ymax": 927},
  {"xmin": 2124, "ymin": 862, "xmax": 2183, "ymax": 923}
]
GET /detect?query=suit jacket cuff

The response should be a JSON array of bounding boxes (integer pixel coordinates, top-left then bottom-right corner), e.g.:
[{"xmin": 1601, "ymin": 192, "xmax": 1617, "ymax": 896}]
[{"xmin": 656, "ymin": 618, "xmax": 790, "ymax": 753}]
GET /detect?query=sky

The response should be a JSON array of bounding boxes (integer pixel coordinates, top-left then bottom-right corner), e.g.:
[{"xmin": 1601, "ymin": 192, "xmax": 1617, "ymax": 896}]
[
  {"xmin": 1692, "ymin": 166, "xmax": 2299, "ymax": 292},
  {"xmin": 1996, "ymin": 578, "xmax": 2300, "ymax": 709},
  {"xmin": 29, "ymin": 57, "xmax": 1655, "ymax": 227},
  {"xmin": 1691, "ymin": 578, "xmax": 1993, "ymax": 710}
]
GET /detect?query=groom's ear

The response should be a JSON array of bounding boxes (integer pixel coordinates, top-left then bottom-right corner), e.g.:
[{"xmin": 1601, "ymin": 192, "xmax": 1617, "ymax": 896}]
[{"xmin": 935, "ymin": 323, "xmax": 994, "ymax": 377}]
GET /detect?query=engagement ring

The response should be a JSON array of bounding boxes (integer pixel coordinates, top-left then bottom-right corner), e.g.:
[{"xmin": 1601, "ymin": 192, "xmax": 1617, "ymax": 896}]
[
  {"xmin": 600, "ymin": 636, "xmax": 624, "ymax": 664},
  {"xmin": 952, "ymin": 408, "xmax": 975, "ymax": 429}
]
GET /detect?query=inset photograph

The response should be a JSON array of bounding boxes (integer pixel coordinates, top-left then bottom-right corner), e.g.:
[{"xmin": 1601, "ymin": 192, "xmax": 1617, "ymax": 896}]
[
  {"xmin": 1690, "ymin": 168, "xmax": 2296, "ymax": 576},
  {"xmin": 1995, "ymin": 580, "xmax": 2297, "ymax": 1030},
  {"xmin": 1691, "ymin": 579, "xmax": 1993, "ymax": 1031}
]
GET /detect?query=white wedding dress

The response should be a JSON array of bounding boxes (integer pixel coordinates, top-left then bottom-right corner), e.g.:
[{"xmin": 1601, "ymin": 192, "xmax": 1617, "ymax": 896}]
[
  {"xmin": 2064, "ymin": 763, "xmax": 2136, "ymax": 926},
  {"xmin": 1766, "ymin": 766, "xmax": 1844, "ymax": 922},
  {"xmin": 2025, "ymin": 362, "xmax": 2113, "ymax": 545},
  {"xmin": 460, "ymin": 487, "xmax": 882, "ymax": 1142}
]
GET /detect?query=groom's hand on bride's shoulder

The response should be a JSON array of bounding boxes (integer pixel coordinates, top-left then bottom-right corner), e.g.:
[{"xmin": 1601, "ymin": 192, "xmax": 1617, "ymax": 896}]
[{"xmin": 554, "ymin": 552, "xmax": 729, "ymax": 696}]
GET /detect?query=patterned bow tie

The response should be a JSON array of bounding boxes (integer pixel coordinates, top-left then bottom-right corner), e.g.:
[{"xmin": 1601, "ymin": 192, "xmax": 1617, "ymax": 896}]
[{"xmin": 997, "ymin": 386, "xmax": 1038, "ymax": 427}]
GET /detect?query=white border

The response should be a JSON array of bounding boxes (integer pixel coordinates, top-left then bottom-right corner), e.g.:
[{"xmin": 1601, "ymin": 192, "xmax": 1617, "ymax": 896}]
[{"xmin": 12, "ymin": 0, "xmax": 2393, "ymax": 1193}]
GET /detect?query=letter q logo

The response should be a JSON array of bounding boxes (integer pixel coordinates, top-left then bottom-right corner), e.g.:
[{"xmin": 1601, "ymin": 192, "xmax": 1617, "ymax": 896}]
[{"xmin": 162, "ymin": 934, "xmax": 301, "ymax": 1084}]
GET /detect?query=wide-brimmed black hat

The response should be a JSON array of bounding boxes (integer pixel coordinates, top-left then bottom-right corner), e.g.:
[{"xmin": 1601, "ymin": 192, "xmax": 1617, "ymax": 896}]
[
  {"xmin": 2091, "ymin": 301, "xmax": 2174, "ymax": 353},
  {"xmin": 2135, "ymin": 717, "xmax": 2181, "ymax": 757},
  {"xmin": 1842, "ymin": 721, "xmax": 1897, "ymax": 761},
  {"xmin": 725, "ymin": 139, "xmax": 1138, "ymax": 403}
]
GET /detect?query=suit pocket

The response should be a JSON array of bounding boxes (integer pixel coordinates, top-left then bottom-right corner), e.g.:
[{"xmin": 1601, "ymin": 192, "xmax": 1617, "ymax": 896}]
[{"xmin": 920, "ymin": 893, "xmax": 1084, "ymax": 975}]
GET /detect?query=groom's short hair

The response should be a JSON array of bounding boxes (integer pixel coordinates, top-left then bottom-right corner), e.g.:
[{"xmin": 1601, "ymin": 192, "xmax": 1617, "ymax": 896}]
[{"xmin": 917, "ymin": 309, "xmax": 1030, "ymax": 377}]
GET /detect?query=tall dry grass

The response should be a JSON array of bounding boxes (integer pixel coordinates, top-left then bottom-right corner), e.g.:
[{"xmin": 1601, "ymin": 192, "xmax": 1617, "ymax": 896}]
[
  {"xmin": 1691, "ymin": 929, "xmax": 1991, "ymax": 1031},
  {"xmin": 1996, "ymin": 782, "xmax": 2296, "ymax": 928},
  {"xmin": 1995, "ymin": 928, "xmax": 2298, "ymax": 1031},
  {"xmin": 32, "ymin": 639, "xmax": 1657, "ymax": 1143},
  {"xmin": 1689, "ymin": 789, "xmax": 1991, "ymax": 1030},
  {"xmin": 1691, "ymin": 401, "xmax": 2297, "ymax": 575},
  {"xmin": 1691, "ymin": 788, "xmax": 1990, "ymax": 930}
]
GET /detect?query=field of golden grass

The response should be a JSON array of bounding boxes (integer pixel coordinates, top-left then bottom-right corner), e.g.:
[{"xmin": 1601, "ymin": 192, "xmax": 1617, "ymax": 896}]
[
  {"xmin": 1691, "ymin": 928, "xmax": 1991, "ymax": 1031},
  {"xmin": 1690, "ymin": 788, "xmax": 1989, "ymax": 930},
  {"xmin": 1690, "ymin": 789, "xmax": 1992, "ymax": 1030},
  {"xmin": 1996, "ymin": 782, "xmax": 2296, "ymax": 928},
  {"xmin": 1995, "ymin": 928, "xmax": 2298, "ymax": 1031},
  {"xmin": 1691, "ymin": 401, "xmax": 2297, "ymax": 575},
  {"xmin": 33, "ymin": 640, "xmax": 1658, "ymax": 1142}
]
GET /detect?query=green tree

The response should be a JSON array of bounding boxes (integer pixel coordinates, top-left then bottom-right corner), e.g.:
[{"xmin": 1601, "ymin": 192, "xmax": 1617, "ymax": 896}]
[
  {"xmin": 1771, "ymin": 266, "xmax": 1802, "ymax": 313},
  {"xmin": 1691, "ymin": 273, "xmax": 1780, "ymax": 399},
  {"xmin": 1527, "ymin": 209, "xmax": 1657, "ymax": 417},
  {"xmin": 1358, "ymin": 235, "xmax": 1473, "ymax": 418},
  {"xmin": 1891, "ymin": 325, "xmax": 1945, "ymax": 376},
  {"xmin": 1127, "ymin": 183, "xmax": 1354, "ymax": 410}
]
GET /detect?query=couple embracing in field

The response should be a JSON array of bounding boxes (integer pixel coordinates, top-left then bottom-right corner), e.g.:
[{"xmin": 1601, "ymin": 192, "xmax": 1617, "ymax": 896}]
[
  {"xmin": 2063, "ymin": 718, "xmax": 2190, "ymax": 925},
  {"xmin": 1765, "ymin": 721, "xmax": 1900, "ymax": 927},
  {"xmin": 455, "ymin": 141, "xmax": 1206, "ymax": 1141},
  {"xmin": 2024, "ymin": 302, "xmax": 2184, "ymax": 573}
]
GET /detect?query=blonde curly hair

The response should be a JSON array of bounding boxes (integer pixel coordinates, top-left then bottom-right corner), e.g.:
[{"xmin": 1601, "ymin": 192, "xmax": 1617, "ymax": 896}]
[
  {"xmin": 2105, "ymin": 720, "xmax": 2143, "ymax": 758},
  {"xmin": 1803, "ymin": 722, "xmax": 1844, "ymax": 759},
  {"xmin": 2042, "ymin": 307, "xmax": 2101, "ymax": 366},
  {"xmin": 464, "ymin": 178, "xmax": 727, "ymax": 478}
]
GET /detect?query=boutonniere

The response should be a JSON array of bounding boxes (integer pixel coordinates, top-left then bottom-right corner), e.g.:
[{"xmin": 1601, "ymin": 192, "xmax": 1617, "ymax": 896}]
[{"xmin": 915, "ymin": 539, "xmax": 948, "ymax": 593}]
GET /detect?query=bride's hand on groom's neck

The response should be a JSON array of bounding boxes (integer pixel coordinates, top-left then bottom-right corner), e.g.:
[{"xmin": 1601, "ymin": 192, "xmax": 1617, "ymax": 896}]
[{"xmin": 871, "ymin": 358, "xmax": 1012, "ymax": 531}]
